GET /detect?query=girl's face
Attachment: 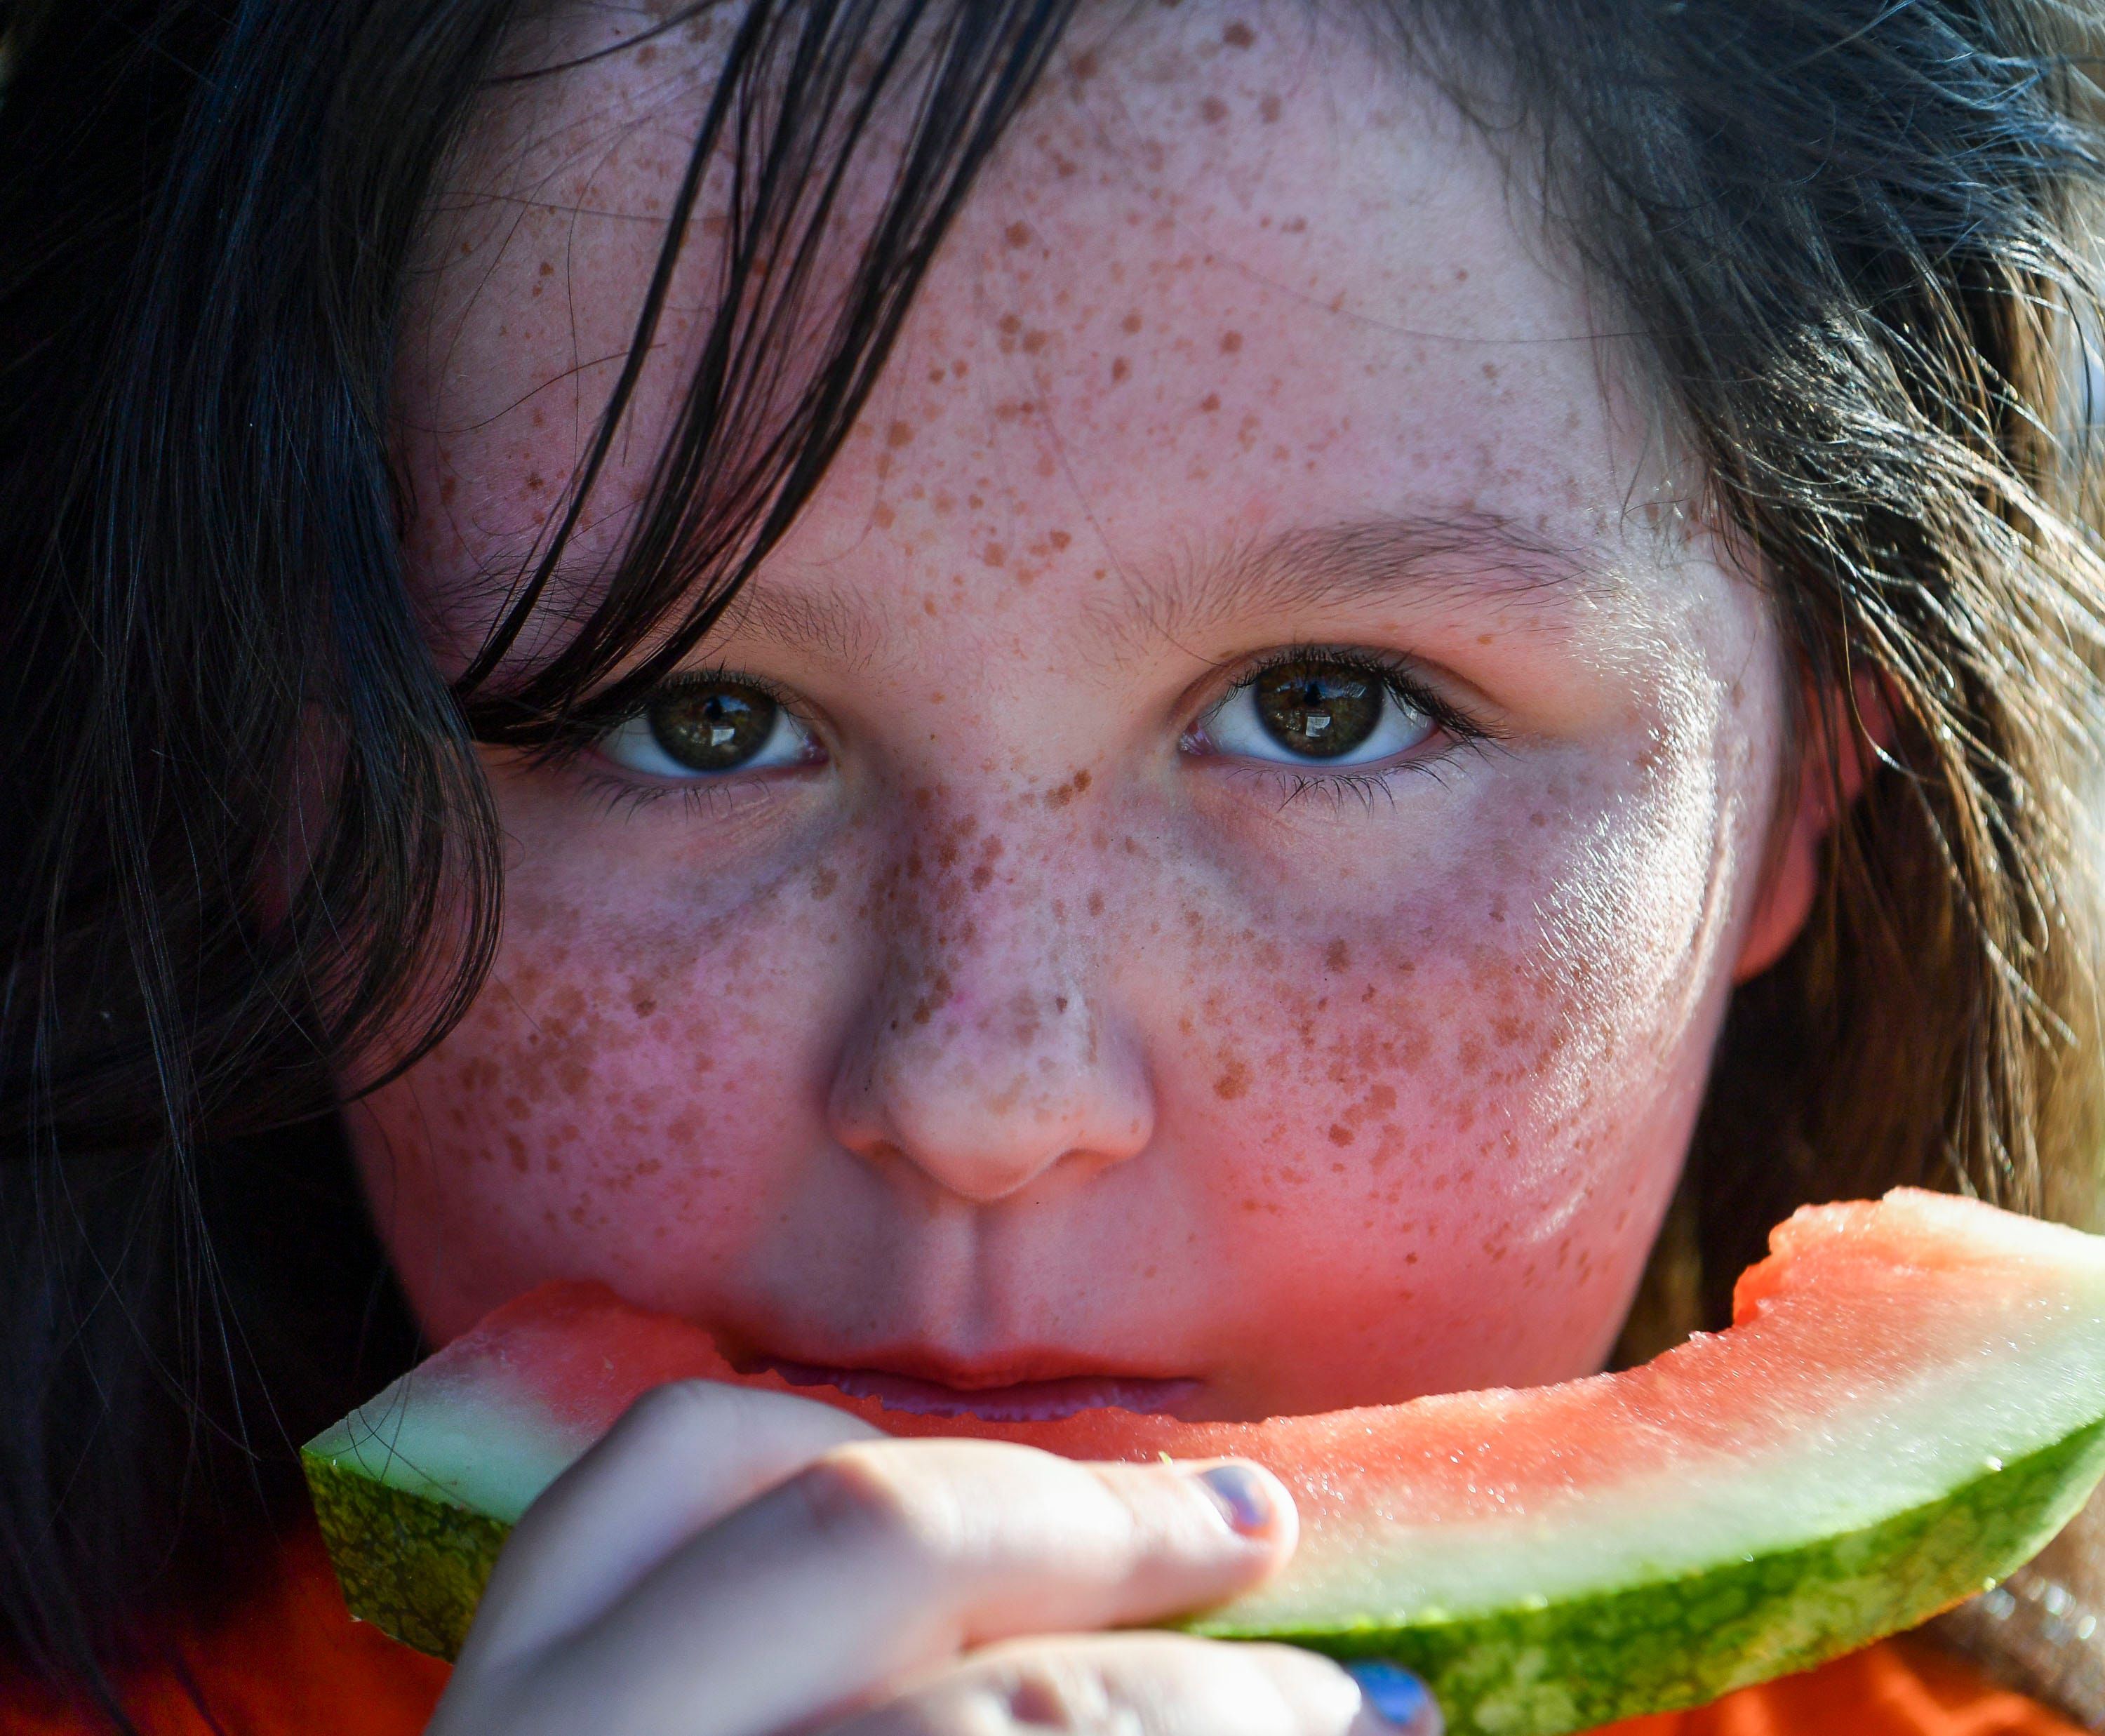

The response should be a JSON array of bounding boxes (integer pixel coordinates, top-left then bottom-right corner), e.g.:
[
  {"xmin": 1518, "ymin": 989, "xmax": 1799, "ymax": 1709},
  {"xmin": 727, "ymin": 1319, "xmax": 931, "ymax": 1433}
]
[{"xmin": 354, "ymin": 4, "xmax": 1810, "ymax": 1420}]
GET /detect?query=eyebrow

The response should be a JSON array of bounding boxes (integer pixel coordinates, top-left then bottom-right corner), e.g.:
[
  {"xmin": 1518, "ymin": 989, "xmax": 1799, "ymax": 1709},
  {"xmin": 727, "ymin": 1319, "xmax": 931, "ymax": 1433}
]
[
  {"xmin": 704, "ymin": 509, "xmax": 1594, "ymax": 668},
  {"xmin": 707, "ymin": 576, "xmax": 888, "ymax": 669},
  {"xmin": 1109, "ymin": 512, "xmax": 1594, "ymax": 654}
]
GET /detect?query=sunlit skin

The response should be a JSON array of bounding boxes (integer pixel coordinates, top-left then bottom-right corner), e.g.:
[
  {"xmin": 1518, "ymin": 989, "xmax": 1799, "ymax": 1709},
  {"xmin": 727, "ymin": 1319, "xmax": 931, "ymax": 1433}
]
[
  {"xmin": 353, "ymin": 8, "xmax": 1856, "ymax": 1729},
  {"xmin": 353, "ymin": 2, "xmax": 1822, "ymax": 1436}
]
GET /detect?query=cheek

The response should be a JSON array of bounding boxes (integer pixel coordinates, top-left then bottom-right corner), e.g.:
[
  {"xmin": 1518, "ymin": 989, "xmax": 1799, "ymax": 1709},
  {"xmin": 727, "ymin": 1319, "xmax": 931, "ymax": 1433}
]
[
  {"xmin": 1140, "ymin": 752, "xmax": 1736, "ymax": 1404},
  {"xmin": 353, "ymin": 867, "xmax": 843, "ymax": 1341}
]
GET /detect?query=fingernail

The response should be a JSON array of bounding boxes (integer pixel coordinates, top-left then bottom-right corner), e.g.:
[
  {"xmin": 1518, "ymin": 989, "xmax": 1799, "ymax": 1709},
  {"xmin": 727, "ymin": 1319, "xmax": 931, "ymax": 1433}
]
[
  {"xmin": 1346, "ymin": 1662, "xmax": 1442, "ymax": 1736},
  {"xmin": 1192, "ymin": 1462, "xmax": 1274, "ymax": 1536}
]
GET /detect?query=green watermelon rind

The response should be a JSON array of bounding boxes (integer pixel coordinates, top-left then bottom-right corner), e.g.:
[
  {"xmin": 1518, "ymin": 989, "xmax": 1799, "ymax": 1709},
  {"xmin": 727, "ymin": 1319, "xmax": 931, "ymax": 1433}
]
[
  {"xmin": 1202, "ymin": 1415, "xmax": 2105, "ymax": 1735},
  {"xmin": 305, "ymin": 1449, "xmax": 507, "ymax": 1663},
  {"xmin": 302, "ymin": 1415, "xmax": 2105, "ymax": 1736}
]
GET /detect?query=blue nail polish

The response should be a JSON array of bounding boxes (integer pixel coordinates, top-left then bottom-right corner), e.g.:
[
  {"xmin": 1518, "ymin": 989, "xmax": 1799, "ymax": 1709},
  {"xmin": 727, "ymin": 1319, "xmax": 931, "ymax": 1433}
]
[
  {"xmin": 1193, "ymin": 1463, "xmax": 1272, "ymax": 1535},
  {"xmin": 1346, "ymin": 1662, "xmax": 1441, "ymax": 1735}
]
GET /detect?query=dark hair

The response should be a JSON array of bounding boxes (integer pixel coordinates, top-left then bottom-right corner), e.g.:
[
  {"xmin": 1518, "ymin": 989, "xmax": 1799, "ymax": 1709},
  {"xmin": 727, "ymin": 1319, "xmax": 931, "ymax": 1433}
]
[{"xmin": 3, "ymin": 0, "xmax": 2102, "ymax": 1723}]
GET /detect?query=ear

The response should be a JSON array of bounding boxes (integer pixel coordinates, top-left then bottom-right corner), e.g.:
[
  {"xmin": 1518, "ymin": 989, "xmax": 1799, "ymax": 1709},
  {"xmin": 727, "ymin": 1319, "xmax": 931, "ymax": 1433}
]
[{"xmin": 1732, "ymin": 669, "xmax": 1894, "ymax": 983}]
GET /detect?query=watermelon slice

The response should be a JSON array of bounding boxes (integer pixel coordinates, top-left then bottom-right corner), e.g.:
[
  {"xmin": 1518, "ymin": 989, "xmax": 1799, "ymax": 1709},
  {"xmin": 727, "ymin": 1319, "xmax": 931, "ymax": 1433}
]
[{"xmin": 305, "ymin": 1190, "xmax": 2105, "ymax": 1735}]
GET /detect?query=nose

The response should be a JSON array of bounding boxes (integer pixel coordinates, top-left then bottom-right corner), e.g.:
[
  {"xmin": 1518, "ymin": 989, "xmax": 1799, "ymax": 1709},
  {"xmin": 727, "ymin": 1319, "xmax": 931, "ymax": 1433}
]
[{"xmin": 825, "ymin": 831, "xmax": 1154, "ymax": 1205}]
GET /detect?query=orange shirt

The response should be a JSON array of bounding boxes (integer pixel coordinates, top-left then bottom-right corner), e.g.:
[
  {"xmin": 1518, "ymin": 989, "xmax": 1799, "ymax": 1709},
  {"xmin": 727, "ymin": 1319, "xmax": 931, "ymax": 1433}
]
[{"xmin": 0, "ymin": 1524, "xmax": 2082, "ymax": 1736}]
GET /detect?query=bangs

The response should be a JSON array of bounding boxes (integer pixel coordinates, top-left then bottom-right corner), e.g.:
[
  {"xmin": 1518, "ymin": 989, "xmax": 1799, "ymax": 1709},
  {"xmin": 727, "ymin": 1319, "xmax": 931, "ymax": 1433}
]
[{"xmin": 444, "ymin": 0, "xmax": 1079, "ymax": 755}]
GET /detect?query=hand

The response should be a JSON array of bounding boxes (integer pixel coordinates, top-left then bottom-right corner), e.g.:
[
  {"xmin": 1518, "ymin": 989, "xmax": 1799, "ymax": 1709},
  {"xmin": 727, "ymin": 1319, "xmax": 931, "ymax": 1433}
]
[{"xmin": 425, "ymin": 1378, "xmax": 1440, "ymax": 1736}]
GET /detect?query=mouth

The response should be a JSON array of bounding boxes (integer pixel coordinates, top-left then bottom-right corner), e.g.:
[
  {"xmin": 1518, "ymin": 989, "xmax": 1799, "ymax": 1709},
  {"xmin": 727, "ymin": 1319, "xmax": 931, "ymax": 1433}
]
[{"xmin": 751, "ymin": 1355, "xmax": 1202, "ymax": 1421}]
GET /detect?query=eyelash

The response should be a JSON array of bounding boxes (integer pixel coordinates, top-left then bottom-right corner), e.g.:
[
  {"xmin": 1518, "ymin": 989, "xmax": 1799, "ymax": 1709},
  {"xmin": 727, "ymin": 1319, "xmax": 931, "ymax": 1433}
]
[
  {"xmin": 1197, "ymin": 644, "xmax": 1499, "ymax": 805},
  {"xmin": 571, "ymin": 665, "xmax": 825, "ymax": 820},
  {"xmin": 566, "ymin": 646, "xmax": 1498, "ymax": 818}
]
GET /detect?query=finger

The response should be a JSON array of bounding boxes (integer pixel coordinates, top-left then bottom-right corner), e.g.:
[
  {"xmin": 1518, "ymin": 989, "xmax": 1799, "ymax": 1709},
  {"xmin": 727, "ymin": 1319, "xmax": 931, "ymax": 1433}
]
[
  {"xmin": 530, "ymin": 1444, "xmax": 1296, "ymax": 1736},
  {"xmin": 460, "ymin": 1377, "xmax": 883, "ymax": 1670},
  {"xmin": 838, "ymin": 1634, "xmax": 1439, "ymax": 1736}
]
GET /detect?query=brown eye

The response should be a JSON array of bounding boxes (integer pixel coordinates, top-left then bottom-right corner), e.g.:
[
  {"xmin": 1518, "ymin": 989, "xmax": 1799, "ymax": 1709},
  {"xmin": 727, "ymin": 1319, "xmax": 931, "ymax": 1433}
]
[
  {"xmin": 1200, "ymin": 656, "xmax": 1436, "ymax": 768},
  {"xmin": 1252, "ymin": 660, "xmax": 1386, "ymax": 757},
  {"xmin": 597, "ymin": 678, "xmax": 817, "ymax": 779},
  {"xmin": 649, "ymin": 682, "xmax": 777, "ymax": 771}
]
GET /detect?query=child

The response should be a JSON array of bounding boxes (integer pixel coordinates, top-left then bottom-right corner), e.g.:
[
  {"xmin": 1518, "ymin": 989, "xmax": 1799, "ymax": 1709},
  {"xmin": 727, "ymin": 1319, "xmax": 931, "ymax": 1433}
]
[{"xmin": 2, "ymin": 0, "xmax": 2103, "ymax": 1732}]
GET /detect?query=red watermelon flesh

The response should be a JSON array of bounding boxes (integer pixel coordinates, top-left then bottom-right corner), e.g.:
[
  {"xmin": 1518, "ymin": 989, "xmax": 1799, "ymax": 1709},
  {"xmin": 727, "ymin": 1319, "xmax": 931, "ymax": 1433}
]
[{"xmin": 305, "ymin": 1190, "xmax": 2105, "ymax": 1736}]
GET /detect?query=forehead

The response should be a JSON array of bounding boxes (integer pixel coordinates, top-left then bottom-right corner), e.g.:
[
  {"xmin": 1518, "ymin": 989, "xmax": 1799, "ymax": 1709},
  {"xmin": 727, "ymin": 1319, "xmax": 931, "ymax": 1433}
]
[{"xmin": 396, "ymin": 1, "xmax": 1688, "ymax": 653}]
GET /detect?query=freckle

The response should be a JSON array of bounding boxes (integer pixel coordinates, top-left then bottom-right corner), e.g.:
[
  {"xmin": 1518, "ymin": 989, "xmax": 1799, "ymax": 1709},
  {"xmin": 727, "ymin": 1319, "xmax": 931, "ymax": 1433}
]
[
  {"xmin": 538, "ymin": 260, "xmax": 554, "ymax": 277},
  {"xmin": 1088, "ymin": 890, "xmax": 1104, "ymax": 916},
  {"xmin": 1022, "ymin": 328, "xmax": 1048, "ymax": 354},
  {"xmin": 1223, "ymin": 20, "xmax": 1254, "ymax": 46},
  {"xmin": 1324, "ymin": 937, "xmax": 1349, "ymax": 971},
  {"xmin": 952, "ymin": 359, "xmax": 968, "ymax": 377},
  {"xmin": 1004, "ymin": 220, "xmax": 1034, "ymax": 248},
  {"xmin": 1215, "ymin": 1057, "xmax": 1250, "ymax": 1100},
  {"xmin": 998, "ymin": 313, "xmax": 1021, "ymax": 336},
  {"xmin": 1111, "ymin": 357, "xmax": 1130, "ymax": 382},
  {"xmin": 886, "ymin": 419, "xmax": 914, "ymax": 447},
  {"xmin": 526, "ymin": 472, "xmax": 544, "ymax": 492},
  {"xmin": 1455, "ymin": 267, "xmax": 1469, "ymax": 282},
  {"xmin": 1530, "ymin": 810, "xmax": 1546, "ymax": 828},
  {"xmin": 923, "ymin": 597, "xmax": 938, "ymax": 615},
  {"xmin": 632, "ymin": 996, "xmax": 656, "ymax": 1018},
  {"xmin": 1220, "ymin": 330, "xmax": 1242, "ymax": 354},
  {"xmin": 1259, "ymin": 92, "xmax": 1281, "ymax": 123},
  {"xmin": 1121, "ymin": 311, "xmax": 1143, "ymax": 334},
  {"xmin": 1199, "ymin": 392, "xmax": 1220, "ymax": 413},
  {"xmin": 1072, "ymin": 49, "xmax": 1097, "ymax": 79},
  {"xmin": 1198, "ymin": 95, "xmax": 1228, "ymax": 123},
  {"xmin": 1328, "ymin": 1123, "xmax": 1355, "ymax": 1146},
  {"xmin": 982, "ymin": 541, "xmax": 1005, "ymax": 567},
  {"xmin": 637, "ymin": 41, "xmax": 656, "ymax": 62}
]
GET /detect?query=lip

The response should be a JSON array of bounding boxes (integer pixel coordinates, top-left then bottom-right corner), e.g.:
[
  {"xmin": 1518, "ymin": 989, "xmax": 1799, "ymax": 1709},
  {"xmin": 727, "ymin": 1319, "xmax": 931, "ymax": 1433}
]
[{"xmin": 752, "ymin": 1354, "xmax": 1202, "ymax": 1421}]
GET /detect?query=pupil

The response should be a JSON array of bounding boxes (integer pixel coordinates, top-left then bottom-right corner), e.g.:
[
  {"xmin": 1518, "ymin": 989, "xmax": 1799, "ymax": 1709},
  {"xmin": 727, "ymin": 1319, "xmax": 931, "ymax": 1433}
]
[
  {"xmin": 1252, "ymin": 661, "xmax": 1384, "ymax": 759},
  {"xmin": 647, "ymin": 683, "xmax": 777, "ymax": 772}
]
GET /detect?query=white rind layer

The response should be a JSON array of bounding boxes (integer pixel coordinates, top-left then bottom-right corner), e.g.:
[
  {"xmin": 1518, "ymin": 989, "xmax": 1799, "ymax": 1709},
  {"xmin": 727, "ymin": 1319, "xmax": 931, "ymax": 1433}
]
[
  {"xmin": 308, "ymin": 1378, "xmax": 587, "ymax": 1525},
  {"xmin": 1229, "ymin": 1300, "xmax": 2105, "ymax": 1626},
  {"xmin": 303, "ymin": 1193, "xmax": 2105, "ymax": 1629}
]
